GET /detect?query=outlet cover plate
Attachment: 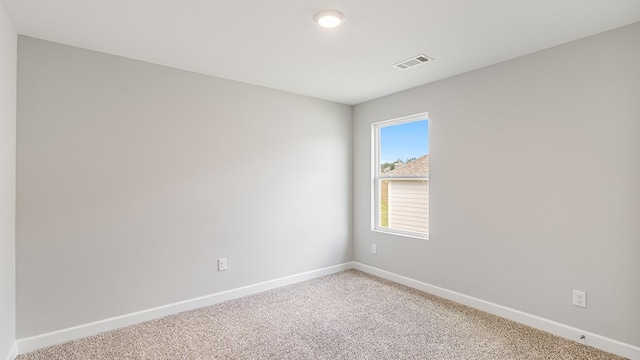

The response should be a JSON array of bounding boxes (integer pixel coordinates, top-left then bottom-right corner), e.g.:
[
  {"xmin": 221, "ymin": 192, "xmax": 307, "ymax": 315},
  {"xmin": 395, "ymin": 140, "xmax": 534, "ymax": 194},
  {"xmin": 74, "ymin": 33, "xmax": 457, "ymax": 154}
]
[
  {"xmin": 573, "ymin": 289, "xmax": 586, "ymax": 308},
  {"xmin": 218, "ymin": 258, "xmax": 227, "ymax": 271}
]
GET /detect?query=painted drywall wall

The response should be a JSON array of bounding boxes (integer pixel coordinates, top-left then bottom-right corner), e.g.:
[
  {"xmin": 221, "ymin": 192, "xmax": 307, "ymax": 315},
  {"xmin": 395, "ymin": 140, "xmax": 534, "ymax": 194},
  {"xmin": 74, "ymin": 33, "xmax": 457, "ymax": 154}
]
[
  {"xmin": 0, "ymin": 1, "xmax": 17, "ymax": 358},
  {"xmin": 353, "ymin": 23, "xmax": 640, "ymax": 346},
  {"xmin": 16, "ymin": 36, "xmax": 352, "ymax": 338}
]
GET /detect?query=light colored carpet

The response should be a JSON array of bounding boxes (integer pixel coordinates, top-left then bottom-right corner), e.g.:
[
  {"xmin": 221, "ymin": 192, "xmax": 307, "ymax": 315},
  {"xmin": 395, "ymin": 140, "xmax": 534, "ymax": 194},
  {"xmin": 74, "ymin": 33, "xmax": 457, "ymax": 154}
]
[{"xmin": 18, "ymin": 270, "xmax": 626, "ymax": 359}]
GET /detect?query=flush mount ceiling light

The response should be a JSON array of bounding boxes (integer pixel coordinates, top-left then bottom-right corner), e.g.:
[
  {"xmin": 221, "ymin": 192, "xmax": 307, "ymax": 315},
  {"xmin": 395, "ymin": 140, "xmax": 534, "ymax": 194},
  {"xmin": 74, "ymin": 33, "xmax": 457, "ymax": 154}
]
[{"xmin": 313, "ymin": 9, "xmax": 346, "ymax": 28}]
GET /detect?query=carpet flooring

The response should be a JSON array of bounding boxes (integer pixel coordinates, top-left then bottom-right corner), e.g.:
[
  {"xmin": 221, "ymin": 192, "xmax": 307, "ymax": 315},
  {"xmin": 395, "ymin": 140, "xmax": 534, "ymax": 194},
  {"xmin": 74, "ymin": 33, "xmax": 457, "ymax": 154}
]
[{"xmin": 17, "ymin": 270, "xmax": 626, "ymax": 359}]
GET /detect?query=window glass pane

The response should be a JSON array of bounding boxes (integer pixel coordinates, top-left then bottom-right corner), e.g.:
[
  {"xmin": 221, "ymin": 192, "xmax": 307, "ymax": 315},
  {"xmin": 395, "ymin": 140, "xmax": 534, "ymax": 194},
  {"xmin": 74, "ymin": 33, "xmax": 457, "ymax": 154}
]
[
  {"xmin": 376, "ymin": 118, "xmax": 429, "ymax": 237},
  {"xmin": 379, "ymin": 120, "xmax": 428, "ymax": 175}
]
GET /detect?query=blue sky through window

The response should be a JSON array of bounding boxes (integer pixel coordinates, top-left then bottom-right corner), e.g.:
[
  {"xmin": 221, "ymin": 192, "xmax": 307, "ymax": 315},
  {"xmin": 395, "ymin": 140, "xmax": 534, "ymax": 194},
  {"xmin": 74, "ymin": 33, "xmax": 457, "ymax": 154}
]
[{"xmin": 380, "ymin": 119, "xmax": 428, "ymax": 164}]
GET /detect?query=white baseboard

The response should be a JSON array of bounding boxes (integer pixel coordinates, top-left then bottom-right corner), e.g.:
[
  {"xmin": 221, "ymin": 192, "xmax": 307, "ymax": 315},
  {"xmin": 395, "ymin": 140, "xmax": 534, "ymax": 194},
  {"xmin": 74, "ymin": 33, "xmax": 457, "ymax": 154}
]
[
  {"xmin": 2, "ymin": 342, "xmax": 16, "ymax": 360},
  {"xmin": 16, "ymin": 262, "xmax": 353, "ymax": 355},
  {"xmin": 353, "ymin": 262, "xmax": 640, "ymax": 360},
  {"xmin": 16, "ymin": 261, "xmax": 640, "ymax": 359}
]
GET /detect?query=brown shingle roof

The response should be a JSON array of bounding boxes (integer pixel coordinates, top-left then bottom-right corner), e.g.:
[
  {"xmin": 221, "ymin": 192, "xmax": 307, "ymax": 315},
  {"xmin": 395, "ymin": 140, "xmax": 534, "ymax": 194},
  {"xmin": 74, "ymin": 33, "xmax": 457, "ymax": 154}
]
[{"xmin": 388, "ymin": 154, "xmax": 428, "ymax": 176}]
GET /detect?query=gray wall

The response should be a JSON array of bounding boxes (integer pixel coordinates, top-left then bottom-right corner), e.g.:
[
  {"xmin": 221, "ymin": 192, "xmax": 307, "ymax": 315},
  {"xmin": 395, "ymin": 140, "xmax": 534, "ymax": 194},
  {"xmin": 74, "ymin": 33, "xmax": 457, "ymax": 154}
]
[
  {"xmin": 0, "ymin": 2, "xmax": 17, "ymax": 357},
  {"xmin": 16, "ymin": 37, "xmax": 352, "ymax": 338},
  {"xmin": 353, "ymin": 23, "xmax": 639, "ymax": 346}
]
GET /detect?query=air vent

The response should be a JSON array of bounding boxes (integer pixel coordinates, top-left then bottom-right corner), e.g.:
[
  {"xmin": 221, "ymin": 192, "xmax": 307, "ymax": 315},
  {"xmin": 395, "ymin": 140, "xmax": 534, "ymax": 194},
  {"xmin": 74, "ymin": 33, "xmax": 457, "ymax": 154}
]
[{"xmin": 392, "ymin": 54, "xmax": 433, "ymax": 70}]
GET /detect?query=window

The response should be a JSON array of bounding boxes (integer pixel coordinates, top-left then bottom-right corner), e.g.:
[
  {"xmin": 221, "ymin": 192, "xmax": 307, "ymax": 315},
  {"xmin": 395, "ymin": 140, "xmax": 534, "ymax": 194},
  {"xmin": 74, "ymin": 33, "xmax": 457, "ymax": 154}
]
[{"xmin": 373, "ymin": 113, "xmax": 429, "ymax": 239}]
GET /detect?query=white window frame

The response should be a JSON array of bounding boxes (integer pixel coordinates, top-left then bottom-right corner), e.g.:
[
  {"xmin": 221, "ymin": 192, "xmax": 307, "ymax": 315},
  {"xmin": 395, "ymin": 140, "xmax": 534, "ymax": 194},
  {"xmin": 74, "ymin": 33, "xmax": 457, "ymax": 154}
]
[{"xmin": 372, "ymin": 112, "xmax": 429, "ymax": 240}]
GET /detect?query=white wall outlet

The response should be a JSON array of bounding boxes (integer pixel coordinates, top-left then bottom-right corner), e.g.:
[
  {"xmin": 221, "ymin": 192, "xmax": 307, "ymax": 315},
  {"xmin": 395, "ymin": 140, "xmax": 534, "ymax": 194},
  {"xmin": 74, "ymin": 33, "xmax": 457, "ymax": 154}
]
[
  {"xmin": 218, "ymin": 258, "xmax": 227, "ymax": 271},
  {"xmin": 371, "ymin": 244, "xmax": 377, "ymax": 254},
  {"xmin": 573, "ymin": 289, "xmax": 586, "ymax": 308}
]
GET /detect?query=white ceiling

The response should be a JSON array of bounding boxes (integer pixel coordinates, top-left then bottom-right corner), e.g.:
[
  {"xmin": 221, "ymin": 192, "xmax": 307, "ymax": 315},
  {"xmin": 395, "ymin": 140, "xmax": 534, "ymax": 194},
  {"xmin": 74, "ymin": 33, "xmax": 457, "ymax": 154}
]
[{"xmin": 2, "ymin": 0, "xmax": 639, "ymax": 105}]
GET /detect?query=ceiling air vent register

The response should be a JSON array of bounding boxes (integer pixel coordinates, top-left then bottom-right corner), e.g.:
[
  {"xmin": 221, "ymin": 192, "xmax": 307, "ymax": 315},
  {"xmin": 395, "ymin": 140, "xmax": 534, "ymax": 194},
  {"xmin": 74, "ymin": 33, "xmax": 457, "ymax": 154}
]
[{"xmin": 392, "ymin": 54, "xmax": 433, "ymax": 70}]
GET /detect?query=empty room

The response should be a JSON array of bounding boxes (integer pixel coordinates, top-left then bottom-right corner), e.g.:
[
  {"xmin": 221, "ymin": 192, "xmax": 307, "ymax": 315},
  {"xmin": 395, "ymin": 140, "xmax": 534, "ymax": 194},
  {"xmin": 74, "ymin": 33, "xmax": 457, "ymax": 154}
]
[{"xmin": 1, "ymin": 1, "xmax": 639, "ymax": 359}]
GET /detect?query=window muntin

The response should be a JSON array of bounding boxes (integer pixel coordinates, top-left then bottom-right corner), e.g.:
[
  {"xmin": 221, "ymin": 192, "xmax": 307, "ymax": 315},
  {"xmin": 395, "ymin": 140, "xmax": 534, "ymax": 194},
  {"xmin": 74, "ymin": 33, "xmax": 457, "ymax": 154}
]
[{"xmin": 373, "ymin": 114, "xmax": 429, "ymax": 239}]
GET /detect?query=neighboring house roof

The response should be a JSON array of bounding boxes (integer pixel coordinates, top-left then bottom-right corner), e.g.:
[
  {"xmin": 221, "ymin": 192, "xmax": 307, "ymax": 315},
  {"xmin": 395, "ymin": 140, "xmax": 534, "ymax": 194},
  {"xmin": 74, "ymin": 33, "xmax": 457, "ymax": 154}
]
[{"xmin": 388, "ymin": 154, "xmax": 429, "ymax": 176}]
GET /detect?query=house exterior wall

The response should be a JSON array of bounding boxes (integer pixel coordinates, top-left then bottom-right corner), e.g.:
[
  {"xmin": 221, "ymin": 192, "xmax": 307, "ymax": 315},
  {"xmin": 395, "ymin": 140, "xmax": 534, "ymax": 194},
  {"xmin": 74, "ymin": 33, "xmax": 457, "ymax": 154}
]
[{"xmin": 388, "ymin": 180, "xmax": 428, "ymax": 234}]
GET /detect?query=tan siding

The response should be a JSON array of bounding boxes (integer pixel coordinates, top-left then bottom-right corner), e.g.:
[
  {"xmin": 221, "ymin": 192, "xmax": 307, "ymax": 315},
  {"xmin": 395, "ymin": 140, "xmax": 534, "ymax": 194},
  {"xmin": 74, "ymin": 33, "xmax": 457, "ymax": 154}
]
[{"xmin": 388, "ymin": 180, "xmax": 429, "ymax": 234}]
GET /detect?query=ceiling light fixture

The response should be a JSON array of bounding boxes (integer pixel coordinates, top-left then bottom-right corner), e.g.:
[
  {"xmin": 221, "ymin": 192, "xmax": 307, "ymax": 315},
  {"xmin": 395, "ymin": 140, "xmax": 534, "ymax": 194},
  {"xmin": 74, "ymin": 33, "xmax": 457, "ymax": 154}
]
[{"xmin": 313, "ymin": 9, "xmax": 345, "ymax": 28}]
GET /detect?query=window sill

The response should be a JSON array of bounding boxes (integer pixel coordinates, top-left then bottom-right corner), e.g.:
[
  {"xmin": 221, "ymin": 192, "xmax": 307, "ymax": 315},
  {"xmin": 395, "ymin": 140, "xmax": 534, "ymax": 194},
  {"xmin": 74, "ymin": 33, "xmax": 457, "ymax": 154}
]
[{"xmin": 372, "ymin": 228, "xmax": 429, "ymax": 241}]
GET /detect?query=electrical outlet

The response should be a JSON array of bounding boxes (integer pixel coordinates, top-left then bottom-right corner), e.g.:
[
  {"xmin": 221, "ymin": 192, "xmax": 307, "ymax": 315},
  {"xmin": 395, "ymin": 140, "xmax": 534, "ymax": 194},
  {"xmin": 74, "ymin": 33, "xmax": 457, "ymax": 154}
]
[
  {"xmin": 371, "ymin": 244, "xmax": 377, "ymax": 254},
  {"xmin": 218, "ymin": 258, "xmax": 227, "ymax": 271},
  {"xmin": 573, "ymin": 289, "xmax": 586, "ymax": 308}
]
